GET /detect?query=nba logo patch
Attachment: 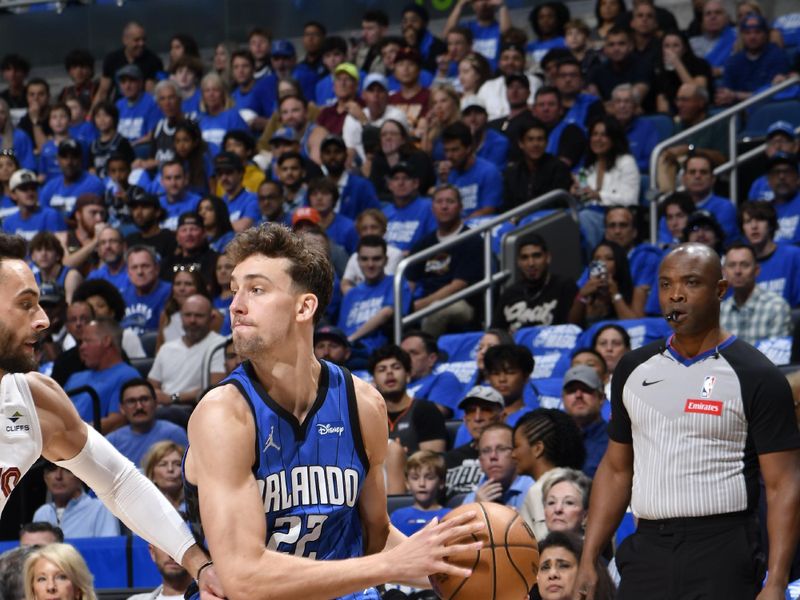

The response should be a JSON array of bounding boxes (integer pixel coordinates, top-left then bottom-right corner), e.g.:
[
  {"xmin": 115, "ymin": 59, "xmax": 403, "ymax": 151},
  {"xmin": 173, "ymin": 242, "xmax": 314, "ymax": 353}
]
[{"xmin": 700, "ymin": 376, "xmax": 716, "ymax": 399}]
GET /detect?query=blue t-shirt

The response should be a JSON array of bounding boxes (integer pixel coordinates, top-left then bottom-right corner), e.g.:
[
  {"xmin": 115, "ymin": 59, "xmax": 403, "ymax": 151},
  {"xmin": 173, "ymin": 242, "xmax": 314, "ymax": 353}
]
[
  {"xmin": 122, "ymin": 280, "xmax": 172, "ymax": 335},
  {"xmin": 564, "ymin": 94, "xmax": 600, "ymax": 130},
  {"xmin": 0, "ymin": 195, "xmax": 18, "ymax": 221},
  {"xmin": 390, "ymin": 505, "xmax": 451, "ymax": 537},
  {"xmin": 626, "ymin": 118, "xmax": 659, "ymax": 172},
  {"xmin": 698, "ymin": 25, "xmax": 737, "ymax": 68},
  {"xmin": 106, "ymin": 420, "xmax": 189, "ymax": 468},
  {"xmin": 69, "ymin": 120, "xmax": 99, "ymax": 148},
  {"xmin": 526, "ymin": 37, "xmax": 567, "ymax": 66},
  {"xmin": 463, "ymin": 20, "xmax": 501, "ymax": 69},
  {"xmin": 721, "ymin": 43, "xmax": 791, "ymax": 93},
  {"xmin": 628, "ymin": 243, "xmax": 663, "ymax": 288},
  {"xmin": 199, "ymin": 109, "xmax": 249, "ymax": 155},
  {"xmin": 658, "ymin": 194, "xmax": 739, "ymax": 245},
  {"xmin": 461, "ymin": 474, "xmax": 534, "ymax": 509},
  {"xmin": 86, "ymin": 262, "xmax": 130, "ymax": 293},
  {"xmin": 117, "ymin": 93, "xmax": 163, "ymax": 141},
  {"xmin": 38, "ymin": 139, "xmax": 65, "ymax": 182},
  {"xmin": 407, "ymin": 370, "xmax": 466, "ymax": 417},
  {"xmin": 324, "ymin": 213, "xmax": 359, "ymax": 254},
  {"xmin": 386, "ymin": 70, "xmax": 435, "ymax": 94},
  {"xmin": 476, "ymin": 128, "xmax": 510, "ymax": 171},
  {"xmin": 757, "ymin": 242, "xmax": 800, "ymax": 307},
  {"xmin": 337, "ymin": 174, "xmax": 381, "ymax": 220},
  {"xmin": 338, "ymin": 275, "xmax": 411, "ymax": 353},
  {"xmin": 40, "ymin": 171, "xmax": 106, "ymax": 216},
  {"xmin": 182, "ymin": 89, "xmax": 201, "ymax": 118},
  {"xmin": 223, "ymin": 188, "xmax": 260, "ymax": 224},
  {"xmin": 0, "ymin": 130, "xmax": 35, "ymax": 171},
  {"xmin": 445, "ymin": 157, "xmax": 503, "ymax": 217},
  {"xmin": 2, "ymin": 206, "xmax": 66, "ymax": 240},
  {"xmin": 63, "ymin": 362, "xmax": 140, "ymax": 423},
  {"xmin": 774, "ymin": 14, "xmax": 800, "ymax": 49},
  {"xmin": 582, "ymin": 419, "xmax": 609, "ymax": 478},
  {"xmin": 774, "ymin": 192, "xmax": 800, "ymax": 244},
  {"xmin": 160, "ymin": 191, "xmax": 202, "ymax": 230},
  {"xmin": 292, "ymin": 63, "xmax": 323, "ymax": 102},
  {"xmin": 232, "ymin": 74, "xmax": 278, "ymax": 118},
  {"xmin": 384, "ymin": 197, "xmax": 437, "ymax": 252}
]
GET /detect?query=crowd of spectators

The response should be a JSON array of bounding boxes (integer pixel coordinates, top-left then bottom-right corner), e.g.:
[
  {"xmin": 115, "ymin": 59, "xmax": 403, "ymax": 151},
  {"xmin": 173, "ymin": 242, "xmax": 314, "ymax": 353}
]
[{"xmin": 1, "ymin": 0, "xmax": 799, "ymax": 597}]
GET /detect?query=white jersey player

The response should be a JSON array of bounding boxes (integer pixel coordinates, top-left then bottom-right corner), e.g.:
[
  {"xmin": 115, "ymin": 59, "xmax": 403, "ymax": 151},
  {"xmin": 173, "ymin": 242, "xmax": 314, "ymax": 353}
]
[{"xmin": 0, "ymin": 233, "xmax": 223, "ymax": 598}]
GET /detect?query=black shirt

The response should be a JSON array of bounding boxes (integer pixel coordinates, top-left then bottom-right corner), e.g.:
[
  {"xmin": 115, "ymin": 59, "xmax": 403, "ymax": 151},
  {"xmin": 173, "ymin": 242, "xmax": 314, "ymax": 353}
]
[
  {"xmin": 90, "ymin": 133, "xmax": 135, "ymax": 178},
  {"xmin": 161, "ymin": 245, "xmax": 219, "ymax": 290},
  {"xmin": 369, "ymin": 149, "xmax": 436, "ymax": 202},
  {"xmin": 444, "ymin": 442, "xmax": 481, "ymax": 500},
  {"xmin": 102, "ymin": 47, "xmax": 164, "ymax": 100},
  {"xmin": 406, "ymin": 225, "xmax": 483, "ymax": 299},
  {"xmin": 493, "ymin": 274, "xmax": 579, "ymax": 333},
  {"xmin": 387, "ymin": 398, "xmax": 447, "ymax": 454},
  {"xmin": 587, "ymin": 55, "xmax": 654, "ymax": 100},
  {"xmin": 489, "ymin": 111, "xmax": 538, "ymax": 166},
  {"xmin": 502, "ymin": 153, "xmax": 573, "ymax": 212}
]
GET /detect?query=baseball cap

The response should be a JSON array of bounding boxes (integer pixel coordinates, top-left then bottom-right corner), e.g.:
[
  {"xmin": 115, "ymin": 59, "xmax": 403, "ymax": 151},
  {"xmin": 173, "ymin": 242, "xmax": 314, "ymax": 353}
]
[
  {"xmin": 460, "ymin": 95, "xmax": 487, "ymax": 114},
  {"xmin": 321, "ymin": 134, "xmax": 347, "ymax": 150},
  {"xmin": 505, "ymin": 73, "xmax": 530, "ymax": 89},
  {"xmin": 363, "ymin": 73, "xmax": 389, "ymax": 91},
  {"xmin": 458, "ymin": 385, "xmax": 505, "ymax": 409},
  {"xmin": 767, "ymin": 121, "xmax": 797, "ymax": 140},
  {"xmin": 388, "ymin": 162, "xmax": 417, "ymax": 178},
  {"xmin": 214, "ymin": 151, "xmax": 244, "ymax": 174},
  {"xmin": 314, "ymin": 325, "xmax": 350, "ymax": 348},
  {"xmin": 562, "ymin": 365, "xmax": 603, "ymax": 391},
  {"xmin": 333, "ymin": 62, "xmax": 360, "ymax": 83},
  {"xmin": 9, "ymin": 169, "xmax": 38, "ymax": 191},
  {"xmin": 740, "ymin": 13, "xmax": 768, "ymax": 31},
  {"xmin": 127, "ymin": 185, "xmax": 160, "ymax": 208},
  {"xmin": 292, "ymin": 206, "xmax": 322, "ymax": 226},
  {"xmin": 270, "ymin": 126, "xmax": 299, "ymax": 144},
  {"xmin": 116, "ymin": 64, "xmax": 143, "ymax": 81},
  {"xmin": 395, "ymin": 46, "xmax": 422, "ymax": 65},
  {"xmin": 73, "ymin": 193, "xmax": 104, "ymax": 213},
  {"xmin": 767, "ymin": 151, "xmax": 799, "ymax": 172},
  {"xmin": 178, "ymin": 212, "xmax": 203, "ymax": 228},
  {"xmin": 685, "ymin": 210, "xmax": 725, "ymax": 239},
  {"xmin": 271, "ymin": 40, "xmax": 296, "ymax": 58},
  {"xmin": 57, "ymin": 139, "xmax": 82, "ymax": 156}
]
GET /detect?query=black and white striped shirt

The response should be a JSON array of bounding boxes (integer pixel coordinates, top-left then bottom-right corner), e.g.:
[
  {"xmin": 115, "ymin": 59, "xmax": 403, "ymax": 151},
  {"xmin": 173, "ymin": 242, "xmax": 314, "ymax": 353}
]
[{"xmin": 609, "ymin": 336, "xmax": 800, "ymax": 520}]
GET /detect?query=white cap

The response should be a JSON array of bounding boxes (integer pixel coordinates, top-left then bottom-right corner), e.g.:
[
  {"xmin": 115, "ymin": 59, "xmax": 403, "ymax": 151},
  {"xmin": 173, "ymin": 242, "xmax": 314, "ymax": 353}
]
[
  {"xmin": 9, "ymin": 169, "xmax": 38, "ymax": 191},
  {"xmin": 458, "ymin": 385, "xmax": 504, "ymax": 409},
  {"xmin": 460, "ymin": 95, "xmax": 487, "ymax": 113}
]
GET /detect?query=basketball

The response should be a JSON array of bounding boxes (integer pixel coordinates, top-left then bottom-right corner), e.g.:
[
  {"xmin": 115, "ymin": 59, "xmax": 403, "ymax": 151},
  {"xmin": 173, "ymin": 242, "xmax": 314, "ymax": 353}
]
[{"xmin": 430, "ymin": 502, "xmax": 539, "ymax": 600}]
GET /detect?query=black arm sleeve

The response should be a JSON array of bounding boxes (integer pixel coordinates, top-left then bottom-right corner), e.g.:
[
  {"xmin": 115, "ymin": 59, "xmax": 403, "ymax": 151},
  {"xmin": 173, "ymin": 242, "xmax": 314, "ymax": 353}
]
[{"xmin": 413, "ymin": 400, "xmax": 448, "ymax": 443}]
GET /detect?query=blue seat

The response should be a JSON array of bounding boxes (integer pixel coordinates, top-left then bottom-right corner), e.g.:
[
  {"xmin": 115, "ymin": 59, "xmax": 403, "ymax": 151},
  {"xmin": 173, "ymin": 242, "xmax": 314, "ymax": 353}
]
[
  {"xmin": 640, "ymin": 113, "xmax": 674, "ymax": 142},
  {"xmin": 437, "ymin": 331, "xmax": 484, "ymax": 363},
  {"xmin": 577, "ymin": 318, "xmax": 672, "ymax": 351},
  {"xmin": 515, "ymin": 324, "xmax": 583, "ymax": 380},
  {"xmin": 527, "ymin": 377, "xmax": 564, "ymax": 410},
  {"xmin": 740, "ymin": 100, "xmax": 800, "ymax": 139}
]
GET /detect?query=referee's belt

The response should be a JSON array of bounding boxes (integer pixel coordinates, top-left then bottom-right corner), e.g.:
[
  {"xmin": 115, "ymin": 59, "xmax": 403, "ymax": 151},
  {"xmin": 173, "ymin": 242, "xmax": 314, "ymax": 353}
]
[{"xmin": 637, "ymin": 510, "xmax": 754, "ymax": 534}]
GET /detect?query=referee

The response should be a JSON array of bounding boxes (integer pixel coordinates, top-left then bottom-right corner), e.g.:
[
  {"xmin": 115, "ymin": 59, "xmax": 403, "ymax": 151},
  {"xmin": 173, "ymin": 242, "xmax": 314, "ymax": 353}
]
[{"xmin": 574, "ymin": 243, "xmax": 800, "ymax": 600}]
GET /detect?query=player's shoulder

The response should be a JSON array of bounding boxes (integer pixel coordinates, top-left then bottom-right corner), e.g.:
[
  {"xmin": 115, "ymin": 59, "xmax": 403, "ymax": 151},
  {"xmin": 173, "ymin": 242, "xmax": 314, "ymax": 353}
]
[
  {"xmin": 615, "ymin": 339, "xmax": 667, "ymax": 384},
  {"xmin": 351, "ymin": 372, "xmax": 387, "ymax": 423},
  {"xmin": 191, "ymin": 381, "xmax": 253, "ymax": 431}
]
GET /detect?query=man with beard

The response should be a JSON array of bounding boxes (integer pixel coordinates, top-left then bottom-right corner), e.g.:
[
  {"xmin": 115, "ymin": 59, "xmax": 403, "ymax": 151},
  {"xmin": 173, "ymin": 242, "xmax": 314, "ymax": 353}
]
[
  {"xmin": 370, "ymin": 344, "xmax": 448, "ymax": 455},
  {"xmin": 181, "ymin": 225, "xmax": 482, "ymax": 598},
  {"xmin": 86, "ymin": 226, "xmax": 130, "ymax": 292},
  {"xmin": 161, "ymin": 212, "xmax": 218, "ymax": 285},
  {"xmin": 124, "ymin": 186, "xmax": 177, "ymax": 262},
  {"xmin": 493, "ymin": 236, "xmax": 578, "ymax": 333},
  {"xmin": 129, "ymin": 544, "xmax": 194, "ymax": 600},
  {"xmin": 66, "ymin": 193, "xmax": 109, "ymax": 273},
  {"xmin": 0, "ymin": 233, "xmax": 222, "ymax": 595},
  {"xmin": 319, "ymin": 135, "xmax": 381, "ymax": 220}
]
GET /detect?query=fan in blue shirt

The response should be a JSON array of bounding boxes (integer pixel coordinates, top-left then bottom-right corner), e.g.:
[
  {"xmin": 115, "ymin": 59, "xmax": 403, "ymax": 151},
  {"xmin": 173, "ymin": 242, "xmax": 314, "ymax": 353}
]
[
  {"xmin": 458, "ymin": 11, "xmax": 503, "ymax": 70},
  {"xmin": 389, "ymin": 450, "xmax": 451, "ymax": 537},
  {"xmin": 199, "ymin": 77, "xmax": 249, "ymax": 157},
  {"xmin": 0, "ymin": 129, "xmax": 36, "ymax": 171},
  {"xmin": 338, "ymin": 237, "xmax": 411, "ymax": 354},
  {"xmin": 116, "ymin": 66, "xmax": 163, "ymax": 145},
  {"xmin": 39, "ymin": 139, "xmax": 105, "ymax": 216},
  {"xmin": 215, "ymin": 152, "xmax": 260, "ymax": 231},
  {"xmin": 767, "ymin": 153, "xmax": 800, "ymax": 245},
  {"xmin": 439, "ymin": 122, "xmax": 502, "ymax": 218},
  {"xmin": 122, "ymin": 245, "xmax": 171, "ymax": 335},
  {"xmin": 158, "ymin": 161, "xmax": 201, "ymax": 230},
  {"xmin": 307, "ymin": 177, "xmax": 359, "ymax": 254},
  {"xmin": 230, "ymin": 49, "xmax": 278, "ymax": 131},
  {"xmin": 3, "ymin": 169, "xmax": 67, "ymax": 241}
]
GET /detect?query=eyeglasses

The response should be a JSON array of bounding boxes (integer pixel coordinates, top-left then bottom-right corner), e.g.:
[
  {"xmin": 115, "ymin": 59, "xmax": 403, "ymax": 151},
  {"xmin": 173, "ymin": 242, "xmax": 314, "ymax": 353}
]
[
  {"xmin": 172, "ymin": 264, "xmax": 199, "ymax": 273},
  {"xmin": 66, "ymin": 316, "xmax": 91, "ymax": 324},
  {"xmin": 479, "ymin": 445, "xmax": 514, "ymax": 458},
  {"xmin": 120, "ymin": 395, "xmax": 154, "ymax": 407},
  {"xmin": 0, "ymin": 149, "xmax": 15, "ymax": 157}
]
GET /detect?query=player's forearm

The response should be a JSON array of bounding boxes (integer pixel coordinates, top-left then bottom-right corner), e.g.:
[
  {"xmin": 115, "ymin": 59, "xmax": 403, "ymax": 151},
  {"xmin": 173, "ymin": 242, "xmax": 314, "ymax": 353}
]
[
  {"xmin": 348, "ymin": 307, "xmax": 393, "ymax": 342},
  {"xmin": 381, "ymin": 525, "xmax": 432, "ymax": 589},
  {"xmin": 763, "ymin": 469, "xmax": 800, "ymax": 586},
  {"xmin": 581, "ymin": 456, "xmax": 632, "ymax": 562}
]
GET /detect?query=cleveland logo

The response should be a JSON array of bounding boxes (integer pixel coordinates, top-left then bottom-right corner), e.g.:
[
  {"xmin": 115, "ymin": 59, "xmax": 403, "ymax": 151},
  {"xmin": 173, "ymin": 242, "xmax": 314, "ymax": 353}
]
[
  {"xmin": 685, "ymin": 399, "xmax": 723, "ymax": 416},
  {"xmin": 8, "ymin": 411, "xmax": 22, "ymax": 423},
  {"xmin": 6, "ymin": 411, "xmax": 29, "ymax": 432}
]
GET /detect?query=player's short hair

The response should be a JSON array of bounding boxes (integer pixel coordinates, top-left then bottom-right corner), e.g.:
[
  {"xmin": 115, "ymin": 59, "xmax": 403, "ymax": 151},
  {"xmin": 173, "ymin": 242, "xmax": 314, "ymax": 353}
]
[
  {"xmin": 20, "ymin": 521, "xmax": 64, "ymax": 543},
  {"xmin": 570, "ymin": 347, "xmax": 608, "ymax": 377},
  {"xmin": 401, "ymin": 329, "xmax": 438, "ymax": 355},
  {"xmin": 478, "ymin": 422, "xmax": 513, "ymax": 447},
  {"xmin": 277, "ymin": 150, "xmax": 304, "ymax": 167},
  {"xmin": 356, "ymin": 235, "xmax": 387, "ymax": 255},
  {"xmin": 225, "ymin": 224, "xmax": 333, "ymax": 325},
  {"xmin": 441, "ymin": 122, "xmax": 472, "ymax": 148},
  {"xmin": 307, "ymin": 177, "xmax": 340, "ymax": 202},
  {"xmin": 724, "ymin": 242, "xmax": 757, "ymax": 262},
  {"xmin": 368, "ymin": 344, "xmax": 412, "ymax": 374},
  {"xmin": 0, "ymin": 234, "xmax": 27, "ymax": 265},
  {"xmin": 484, "ymin": 344, "xmax": 535, "ymax": 377},
  {"xmin": 120, "ymin": 378, "xmax": 156, "ymax": 405},
  {"xmin": 125, "ymin": 244, "xmax": 159, "ymax": 266},
  {"xmin": 362, "ymin": 9, "xmax": 389, "ymax": 27},
  {"xmin": 405, "ymin": 450, "xmax": 446, "ymax": 480}
]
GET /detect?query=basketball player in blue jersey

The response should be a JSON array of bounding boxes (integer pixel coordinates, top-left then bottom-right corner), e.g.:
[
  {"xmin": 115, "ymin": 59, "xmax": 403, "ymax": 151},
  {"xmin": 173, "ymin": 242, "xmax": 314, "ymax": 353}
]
[
  {"xmin": 183, "ymin": 224, "xmax": 483, "ymax": 600},
  {"xmin": 0, "ymin": 233, "xmax": 223, "ymax": 598}
]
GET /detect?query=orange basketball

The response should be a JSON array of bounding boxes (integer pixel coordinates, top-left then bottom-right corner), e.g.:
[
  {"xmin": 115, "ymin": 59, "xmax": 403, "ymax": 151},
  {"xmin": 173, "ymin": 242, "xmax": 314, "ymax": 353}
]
[{"xmin": 430, "ymin": 502, "xmax": 539, "ymax": 600}]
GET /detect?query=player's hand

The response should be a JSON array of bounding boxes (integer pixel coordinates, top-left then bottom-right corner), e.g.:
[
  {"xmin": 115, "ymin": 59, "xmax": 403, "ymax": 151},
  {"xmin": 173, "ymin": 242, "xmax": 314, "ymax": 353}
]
[
  {"xmin": 572, "ymin": 558, "xmax": 598, "ymax": 600},
  {"xmin": 755, "ymin": 583, "xmax": 788, "ymax": 600},
  {"xmin": 474, "ymin": 479, "xmax": 503, "ymax": 503},
  {"xmin": 198, "ymin": 563, "xmax": 226, "ymax": 600},
  {"xmin": 385, "ymin": 511, "xmax": 484, "ymax": 582}
]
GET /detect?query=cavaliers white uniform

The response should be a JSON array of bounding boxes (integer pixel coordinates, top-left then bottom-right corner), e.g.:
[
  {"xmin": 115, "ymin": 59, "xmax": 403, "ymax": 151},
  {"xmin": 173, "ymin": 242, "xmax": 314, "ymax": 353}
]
[{"xmin": 0, "ymin": 373, "xmax": 42, "ymax": 515}]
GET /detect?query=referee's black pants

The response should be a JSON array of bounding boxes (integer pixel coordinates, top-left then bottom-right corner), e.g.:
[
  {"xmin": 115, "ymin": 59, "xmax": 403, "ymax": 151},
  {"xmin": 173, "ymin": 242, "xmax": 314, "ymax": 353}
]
[{"xmin": 615, "ymin": 511, "xmax": 766, "ymax": 600}]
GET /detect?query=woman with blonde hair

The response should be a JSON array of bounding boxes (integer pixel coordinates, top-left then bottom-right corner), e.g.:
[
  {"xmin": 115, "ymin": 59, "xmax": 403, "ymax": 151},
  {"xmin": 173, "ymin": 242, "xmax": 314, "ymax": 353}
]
[
  {"xmin": 142, "ymin": 441, "xmax": 185, "ymax": 510},
  {"xmin": 24, "ymin": 543, "xmax": 96, "ymax": 600},
  {"xmin": 198, "ymin": 72, "xmax": 248, "ymax": 153},
  {"xmin": 420, "ymin": 84, "xmax": 461, "ymax": 155}
]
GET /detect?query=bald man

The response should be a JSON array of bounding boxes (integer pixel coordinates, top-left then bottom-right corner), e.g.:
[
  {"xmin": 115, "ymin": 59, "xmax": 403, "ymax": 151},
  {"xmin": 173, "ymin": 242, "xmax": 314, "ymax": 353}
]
[
  {"xmin": 148, "ymin": 295, "xmax": 226, "ymax": 426},
  {"xmin": 574, "ymin": 243, "xmax": 800, "ymax": 600}
]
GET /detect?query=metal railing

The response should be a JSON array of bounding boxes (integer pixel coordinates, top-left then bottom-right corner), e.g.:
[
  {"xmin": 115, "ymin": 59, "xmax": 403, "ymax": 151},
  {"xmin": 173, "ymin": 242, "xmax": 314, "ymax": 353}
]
[
  {"xmin": 393, "ymin": 190, "xmax": 578, "ymax": 343},
  {"xmin": 648, "ymin": 75, "xmax": 799, "ymax": 244}
]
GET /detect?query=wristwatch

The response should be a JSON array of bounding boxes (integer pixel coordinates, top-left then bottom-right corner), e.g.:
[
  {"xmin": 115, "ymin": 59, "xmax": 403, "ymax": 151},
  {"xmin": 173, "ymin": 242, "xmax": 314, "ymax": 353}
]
[{"xmin": 170, "ymin": 393, "xmax": 180, "ymax": 404}]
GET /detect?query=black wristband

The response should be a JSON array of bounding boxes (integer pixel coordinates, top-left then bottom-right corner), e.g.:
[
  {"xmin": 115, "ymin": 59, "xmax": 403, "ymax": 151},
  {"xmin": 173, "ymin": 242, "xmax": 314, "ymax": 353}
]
[{"xmin": 196, "ymin": 559, "xmax": 213, "ymax": 581}]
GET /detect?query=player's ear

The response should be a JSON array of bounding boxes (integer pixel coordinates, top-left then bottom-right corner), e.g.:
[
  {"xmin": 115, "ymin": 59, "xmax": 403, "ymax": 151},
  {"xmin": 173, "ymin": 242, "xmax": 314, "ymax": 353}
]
[
  {"xmin": 296, "ymin": 292, "xmax": 319, "ymax": 324},
  {"xmin": 717, "ymin": 278, "xmax": 728, "ymax": 301}
]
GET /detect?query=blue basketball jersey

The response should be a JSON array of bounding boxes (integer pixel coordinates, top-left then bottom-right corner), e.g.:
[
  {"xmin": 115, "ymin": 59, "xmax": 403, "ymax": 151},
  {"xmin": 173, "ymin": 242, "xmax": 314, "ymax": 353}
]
[{"xmin": 184, "ymin": 359, "xmax": 379, "ymax": 600}]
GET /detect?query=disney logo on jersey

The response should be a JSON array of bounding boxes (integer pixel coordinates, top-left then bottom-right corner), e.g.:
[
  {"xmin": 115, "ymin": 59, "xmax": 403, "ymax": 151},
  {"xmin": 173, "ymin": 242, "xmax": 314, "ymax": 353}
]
[
  {"xmin": 317, "ymin": 422, "xmax": 345, "ymax": 436},
  {"xmin": 6, "ymin": 410, "xmax": 29, "ymax": 433}
]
